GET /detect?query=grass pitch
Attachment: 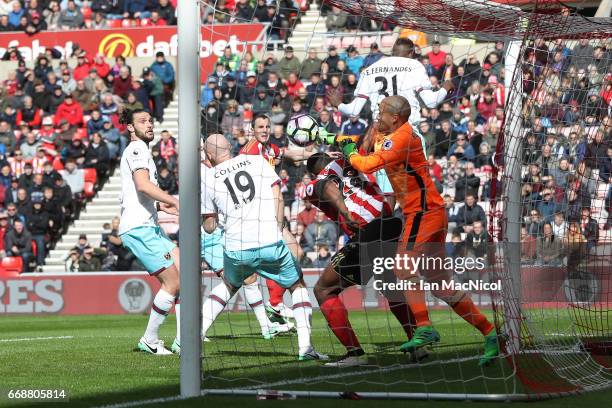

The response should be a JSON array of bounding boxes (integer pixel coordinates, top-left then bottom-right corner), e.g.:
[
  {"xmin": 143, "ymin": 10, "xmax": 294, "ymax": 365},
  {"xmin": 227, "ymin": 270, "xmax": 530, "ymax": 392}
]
[{"xmin": 1, "ymin": 310, "xmax": 611, "ymax": 407}]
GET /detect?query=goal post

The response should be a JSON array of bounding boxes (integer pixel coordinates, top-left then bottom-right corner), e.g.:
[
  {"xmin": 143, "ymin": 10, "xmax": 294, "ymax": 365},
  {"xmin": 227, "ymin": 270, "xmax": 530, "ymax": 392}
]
[
  {"xmin": 178, "ymin": 0, "xmax": 612, "ymax": 401},
  {"xmin": 178, "ymin": 0, "xmax": 202, "ymax": 398}
]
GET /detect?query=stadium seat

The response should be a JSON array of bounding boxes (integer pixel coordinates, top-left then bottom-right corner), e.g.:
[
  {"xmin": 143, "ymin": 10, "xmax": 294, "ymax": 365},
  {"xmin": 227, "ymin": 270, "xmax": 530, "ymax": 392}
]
[
  {"xmin": 140, "ymin": 18, "xmax": 150, "ymax": 26},
  {"xmin": 83, "ymin": 168, "xmax": 97, "ymax": 199},
  {"xmin": 1, "ymin": 257, "xmax": 23, "ymax": 276},
  {"xmin": 81, "ymin": 7, "xmax": 92, "ymax": 19},
  {"xmin": 31, "ymin": 240, "xmax": 37, "ymax": 258},
  {"xmin": 83, "ymin": 168, "xmax": 97, "ymax": 184},
  {"xmin": 52, "ymin": 156, "xmax": 64, "ymax": 171},
  {"xmin": 122, "ymin": 19, "xmax": 134, "ymax": 27},
  {"xmin": 299, "ymin": 0, "xmax": 309, "ymax": 11},
  {"xmin": 324, "ymin": 38, "xmax": 342, "ymax": 50},
  {"xmin": 83, "ymin": 182, "xmax": 95, "ymax": 198},
  {"xmin": 381, "ymin": 34, "xmax": 398, "ymax": 48},
  {"xmin": 108, "ymin": 19, "xmax": 123, "ymax": 28},
  {"xmin": 342, "ymin": 37, "xmax": 361, "ymax": 49}
]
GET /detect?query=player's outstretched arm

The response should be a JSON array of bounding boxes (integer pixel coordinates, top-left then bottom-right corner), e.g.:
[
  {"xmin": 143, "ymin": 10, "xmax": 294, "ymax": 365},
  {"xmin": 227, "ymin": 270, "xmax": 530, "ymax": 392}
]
[
  {"xmin": 133, "ymin": 169, "xmax": 180, "ymax": 212},
  {"xmin": 418, "ymin": 81, "xmax": 454, "ymax": 108},
  {"xmin": 284, "ymin": 145, "xmax": 315, "ymax": 162},
  {"xmin": 338, "ymin": 96, "xmax": 367, "ymax": 117}
]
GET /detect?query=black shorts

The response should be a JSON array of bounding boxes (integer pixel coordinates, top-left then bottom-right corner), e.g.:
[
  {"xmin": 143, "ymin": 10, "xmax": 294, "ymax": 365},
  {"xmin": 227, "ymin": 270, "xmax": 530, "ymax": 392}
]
[{"xmin": 330, "ymin": 217, "xmax": 403, "ymax": 285}]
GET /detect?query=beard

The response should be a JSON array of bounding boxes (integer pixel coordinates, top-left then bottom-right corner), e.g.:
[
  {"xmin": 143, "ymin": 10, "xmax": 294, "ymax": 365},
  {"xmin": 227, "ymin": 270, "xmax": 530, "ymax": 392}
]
[{"xmin": 134, "ymin": 127, "xmax": 153, "ymax": 142}]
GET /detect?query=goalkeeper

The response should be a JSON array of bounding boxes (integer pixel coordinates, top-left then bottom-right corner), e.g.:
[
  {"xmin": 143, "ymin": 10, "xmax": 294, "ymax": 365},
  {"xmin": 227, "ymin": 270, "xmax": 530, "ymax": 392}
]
[{"xmin": 337, "ymin": 95, "xmax": 500, "ymax": 367}]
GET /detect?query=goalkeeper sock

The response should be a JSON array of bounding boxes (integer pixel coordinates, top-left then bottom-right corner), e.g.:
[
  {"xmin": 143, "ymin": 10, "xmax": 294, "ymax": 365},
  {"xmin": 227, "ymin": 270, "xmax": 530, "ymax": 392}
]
[
  {"xmin": 388, "ymin": 301, "xmax": 416, "ymax": 339},
  {"xmin": 447, "ymin": 292, "xmax": 494, "ymax": 336},
  {"xmin": 244, "ymin": 281, "xmax": 271, "ymax": 332},
  {"xmin": 404, "ymin": 287, "xmax": 432, "ymax": 327},
  {"xmin": 320, "ymin": 295, "xmax": 361, "ymax": 351},
  {"xmin": 266, "ymin": 279, "xmax": 285, "ymax": 307},
  {"xmin": 202, "ymin": 283, "xmax": 232, "ymax": 337},
  {"xmin": 174, "ymin": 297, "xmax": 180, "ymax": 343},
  {"xmin": 291, "ymin": 287, "xmax": 312, "ymax": 355},
  {"xmin": 144, "ymin": 289, "xmax": 175, "ymax": 343}
]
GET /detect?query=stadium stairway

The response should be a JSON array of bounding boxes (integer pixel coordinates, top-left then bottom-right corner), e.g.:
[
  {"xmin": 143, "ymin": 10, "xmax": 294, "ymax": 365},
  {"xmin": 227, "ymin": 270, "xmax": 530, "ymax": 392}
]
[
  {"xmin": 287, "ymin": 3, "xmax": 328, "ymax": 53},
  {"xmin": 41, "ymin": 100, "xmax": 179, "ymax": 272}
]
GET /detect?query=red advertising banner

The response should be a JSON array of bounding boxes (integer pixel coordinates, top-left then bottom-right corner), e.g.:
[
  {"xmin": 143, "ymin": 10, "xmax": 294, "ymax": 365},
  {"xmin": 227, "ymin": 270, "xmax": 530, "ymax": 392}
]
[
  {"xmin": 1, "ymin": 266, "xmax": 609, "ymax": 315},
  {"xmin": 0, "ymin": 270, "xmax": 367, "ymax": 315},
  {"xmin": 0, "ymin": 24, "xmax": 267, "ymax": 80}
]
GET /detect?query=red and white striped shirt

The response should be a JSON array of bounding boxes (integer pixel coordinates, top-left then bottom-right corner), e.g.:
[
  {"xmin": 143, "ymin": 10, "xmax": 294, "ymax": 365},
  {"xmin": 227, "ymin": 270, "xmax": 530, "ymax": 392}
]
[
  {"xmin": 240, "ymin": 138, "xmax": 282, "ymax": 167},
  {"xmin": 8, "ymin": 157, "xmax": 26, "ymax": 178},
  {"xmin": 305, "ymin": 159, "xmax": 391, "ymax": 236}
]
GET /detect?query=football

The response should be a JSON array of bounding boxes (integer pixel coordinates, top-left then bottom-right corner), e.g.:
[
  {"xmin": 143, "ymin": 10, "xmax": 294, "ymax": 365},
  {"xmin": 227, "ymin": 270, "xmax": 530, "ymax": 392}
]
[{"xmin": 286, "ymin": 114, "xmax": 319, "ymax": 147}]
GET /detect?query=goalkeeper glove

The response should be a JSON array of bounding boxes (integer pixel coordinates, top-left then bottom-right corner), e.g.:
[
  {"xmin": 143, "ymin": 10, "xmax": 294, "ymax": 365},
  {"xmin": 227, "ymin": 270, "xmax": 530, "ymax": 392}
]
[
  {"xmin": 339, "ymin": 138, "xmax": 358, "ymax": 159},
  {"xmin": 316, "ymin": 127, "xmax": 336, "ymax": 145}
]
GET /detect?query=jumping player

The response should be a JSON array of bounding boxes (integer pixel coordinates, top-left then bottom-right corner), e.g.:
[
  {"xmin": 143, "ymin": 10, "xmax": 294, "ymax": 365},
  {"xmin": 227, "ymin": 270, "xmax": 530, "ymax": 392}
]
[
  {"xmin": 241, "ymin": 114, "xmax": 315, "ymax": 327},
  {"xmin": 202, "ymin": 134, "xmax": 327, "ymax": 361},
  {"xmin": 306, "ymin": 152, "xmax": 423, "ymax": 367},
  {"xmin": 340, "ymin": 96, "xmax": 500, "ymax": 366},
  {"xmin": 118, "ymin": 108, "xmax": 181, "ymax": 355},
  {"xmin": 321, "ymin": 38, "xmax": 453, "ymax": 206}
]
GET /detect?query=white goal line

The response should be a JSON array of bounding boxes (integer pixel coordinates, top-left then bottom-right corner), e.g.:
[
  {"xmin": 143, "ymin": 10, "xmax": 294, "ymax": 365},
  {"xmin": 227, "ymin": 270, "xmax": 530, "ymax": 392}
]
[{"xmin": 0, "ymin": 335, "xmax": 74, "ymax": 342}]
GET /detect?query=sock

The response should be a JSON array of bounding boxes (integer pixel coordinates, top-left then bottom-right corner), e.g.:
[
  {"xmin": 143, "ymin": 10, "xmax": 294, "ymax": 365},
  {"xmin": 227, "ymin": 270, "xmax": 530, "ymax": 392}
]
[
  {"xmin": 291, "ymin": 287, "xmax": 312, "ymax": 355},
  {"xmin": 267, "ymin": 279, "xmax": 286, "ymax": 307},
  {"xmin": 174, "ymin": 296, "xmax": 180, "ymax": 343},
  {"xmin": 202, "ymin": 283, "xmax": 232, "ymax": 337},
  {"xmin": 404, "ymin": 285, "xmax": 432, "ymax": 327},
  {"xmin": 388, "ymin": 301, "xmax": 416, "ymax": 339},
  {"xmin": 447, "ymin": 292, "xmax": 495, "ymax": 336},
  {"xmin": 244, "ymin": 281, "xmax": 271, "ymax": 333},
  {"xmin": 144, "ymin": 289, "xmax": 175, "ymax": 343},
  {"xmin": 319, "ymin": 295, "xmax": 361, "ymax": 351}
]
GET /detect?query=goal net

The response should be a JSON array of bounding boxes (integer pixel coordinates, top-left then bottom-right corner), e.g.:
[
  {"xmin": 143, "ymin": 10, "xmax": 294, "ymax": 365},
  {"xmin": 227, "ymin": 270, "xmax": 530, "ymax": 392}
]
[{"xmin": 192, "ymin": 0, "xmax": 612, "ymax": 400}]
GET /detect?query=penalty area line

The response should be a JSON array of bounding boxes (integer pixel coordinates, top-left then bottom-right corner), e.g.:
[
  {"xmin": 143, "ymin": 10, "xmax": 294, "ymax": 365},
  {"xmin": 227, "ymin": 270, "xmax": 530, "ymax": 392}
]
[{"xmin": 0, "ymin": 335, "xmax": 74, "ymax": 342}]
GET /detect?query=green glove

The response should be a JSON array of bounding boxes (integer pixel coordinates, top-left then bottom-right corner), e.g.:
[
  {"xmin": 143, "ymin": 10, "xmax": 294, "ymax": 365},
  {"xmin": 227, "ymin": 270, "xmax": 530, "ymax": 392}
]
[
  {"xmin": 316, "ymin": 127, "xmax": 336, "ymax": 145},
  {"xmin": 339, "ymin": 139, "xmax": 358, "ymax": 159}
]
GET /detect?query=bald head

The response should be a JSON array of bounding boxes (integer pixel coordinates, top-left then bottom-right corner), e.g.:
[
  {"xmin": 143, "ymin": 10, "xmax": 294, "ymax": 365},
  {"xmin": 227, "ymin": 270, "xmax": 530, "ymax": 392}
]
[
  {"xmin": 392, "ymin": 38, "xmax": 415, "ymax": 58},
  {"xmin": 204, "ymin": 134, "xmax": 232, "ymax": 165},
  {"xmin": 377, "ymin": 96, "xmax": 411, "ymax": 135},
  {"xmin": 381, "ymin": 96, "xmax": 411, "ymax": 121}
]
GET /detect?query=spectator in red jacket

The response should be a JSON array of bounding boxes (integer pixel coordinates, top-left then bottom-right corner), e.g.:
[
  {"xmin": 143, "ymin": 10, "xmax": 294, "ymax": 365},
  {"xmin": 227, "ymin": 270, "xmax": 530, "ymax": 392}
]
[
  {"xmin": 73, "ymin": 53, "xmax": 91, "ymax": 81},
  {"xmin": 91, "ymin": 54, "xmax": 111, "ymax": 79},
  {"xmin": 283, "ymin": 72, "xmax": 303, "ymax": 98},
  {"xmin": 477, "ymin": 89, "xmax": 498, "ymax": 121},
  {"xmin": 53, "ymin": 94, "xmax": 84, "ymax": 127},
  {"xmin": 16, "ymin": 96, "xmax": 42, "ymax": 129},
  {"xmin": 426, "ymin": 40, "xmax": 447, "ymax": 78},
  {"xmin": 113, "ymin": 66, "xmax": 132, "ymax": 100},
  {"xmin": 144, "ymin": 10, "xmax": 167, "ymax": 26}
]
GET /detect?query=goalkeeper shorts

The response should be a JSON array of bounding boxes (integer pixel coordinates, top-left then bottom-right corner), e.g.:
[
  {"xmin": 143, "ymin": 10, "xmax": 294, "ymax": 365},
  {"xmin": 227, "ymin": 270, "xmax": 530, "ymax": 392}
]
[
  {"xmin": 201, "ymin": 228, "xmax": 224, "ymax": 273},
  {"xmin": 400, "ymin": 206, "xmax": 447, "ymax": 249},
  {"xmin": 121, "ymin": 226, "xmax": 176, "ymax": 275},
  {"xmin": 331, "ymin": 217, "xmax": 403, "ymax": 286},
  {"xmin": 223, "ymin": 241, "xmax": 302, "ymax": 289}
]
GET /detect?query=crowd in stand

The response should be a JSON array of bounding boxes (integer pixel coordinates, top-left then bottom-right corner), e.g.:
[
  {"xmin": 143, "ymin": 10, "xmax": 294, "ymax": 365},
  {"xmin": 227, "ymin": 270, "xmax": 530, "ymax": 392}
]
[
  {"xmin": 0, "ymin": 38, "xmax": 177, "ymax": 271},
  {"xmin": 0, "ymin": 0, "xmax": 610, "ymax": 272},
  {"xmin": 0, "ymin": 0, "xmax": 177, "ymax": 33},
  {"xmin": 195, "ymin": 2, "xmax": 611, "ymax": 269}
]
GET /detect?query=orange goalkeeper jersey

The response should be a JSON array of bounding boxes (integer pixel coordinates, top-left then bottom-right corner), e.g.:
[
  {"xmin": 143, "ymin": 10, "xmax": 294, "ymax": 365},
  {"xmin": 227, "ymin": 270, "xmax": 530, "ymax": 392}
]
[{"xmin": 348, "ymin": 122, "xmax": 444, "ymax": 215}]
